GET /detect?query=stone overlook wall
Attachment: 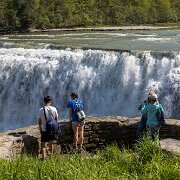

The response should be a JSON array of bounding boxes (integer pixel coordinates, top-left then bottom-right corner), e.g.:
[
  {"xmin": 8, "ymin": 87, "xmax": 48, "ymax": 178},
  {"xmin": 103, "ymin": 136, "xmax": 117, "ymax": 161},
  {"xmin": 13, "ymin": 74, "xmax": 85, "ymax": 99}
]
[
  {"xmin": 0, "ymin": 116, "xmax": 180, "ymax": 158},
  {"xmin": 58, "ymin": 116, "xmax": 180, "ymax": 152}
]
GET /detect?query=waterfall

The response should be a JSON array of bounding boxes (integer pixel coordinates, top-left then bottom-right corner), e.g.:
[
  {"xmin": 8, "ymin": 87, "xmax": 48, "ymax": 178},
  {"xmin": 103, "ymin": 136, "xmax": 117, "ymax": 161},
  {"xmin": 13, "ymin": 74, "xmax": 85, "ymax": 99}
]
[{"xmin": 0, "ymin": 47, "xmax": 179, "ymax": 131}]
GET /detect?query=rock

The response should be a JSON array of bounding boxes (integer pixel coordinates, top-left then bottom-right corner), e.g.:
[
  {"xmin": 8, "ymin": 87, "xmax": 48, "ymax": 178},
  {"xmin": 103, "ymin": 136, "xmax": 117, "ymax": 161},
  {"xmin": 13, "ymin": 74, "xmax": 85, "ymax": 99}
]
[
  {"xmin": 160, "ymin": 138, "xmax": 180, "ymax": 155},
  {"xmin": 0, "ymin": 135, "xmax": 23, "ymax": 159}
]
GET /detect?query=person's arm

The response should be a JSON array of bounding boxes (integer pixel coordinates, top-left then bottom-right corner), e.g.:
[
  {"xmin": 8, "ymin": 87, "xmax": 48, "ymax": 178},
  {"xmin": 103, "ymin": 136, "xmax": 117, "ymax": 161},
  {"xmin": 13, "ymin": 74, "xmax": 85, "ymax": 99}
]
[
  {"xmin": 138, "ymin": 103, "xmax": 143, "ymax": 111},
  {"xmin": 68, "ymin": 108, "xmax": 72, "ymax": 121},
  {"xmin": 37, "ymin": 109, "xmax": 43, "ymax": 131},
  {"xmin": 55, "ymin": 108, "xmax": 58, "ymax": 121},
  {"xmin": 159, "ymin": 104, "xmax": 164, "ymax": 111},
  {"xmin": 38, "ymin": 118, "xmax": 42, "ymax": 131},
  {"xmin": 141, "ymin": 103, "xmax": 148, "ymax": 114},
  {"xmin": 138, "ymin": 100, "xmax": 148, "ymax": 111}
]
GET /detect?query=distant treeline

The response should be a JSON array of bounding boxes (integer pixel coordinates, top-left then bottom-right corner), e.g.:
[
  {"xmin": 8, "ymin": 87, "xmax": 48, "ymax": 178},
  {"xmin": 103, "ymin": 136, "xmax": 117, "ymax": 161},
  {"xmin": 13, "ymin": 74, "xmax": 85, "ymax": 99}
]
[{"xmin": 0, "ymin": 0, "xmax": 179, "ymax": 32}]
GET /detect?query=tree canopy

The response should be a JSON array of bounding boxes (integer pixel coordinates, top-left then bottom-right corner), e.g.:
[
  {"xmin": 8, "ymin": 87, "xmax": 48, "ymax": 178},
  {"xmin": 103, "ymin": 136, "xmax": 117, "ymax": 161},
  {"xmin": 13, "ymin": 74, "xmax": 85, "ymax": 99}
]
[{"xmin": 0, "ymin": 0, "xmax": 179, "ymax": 32}]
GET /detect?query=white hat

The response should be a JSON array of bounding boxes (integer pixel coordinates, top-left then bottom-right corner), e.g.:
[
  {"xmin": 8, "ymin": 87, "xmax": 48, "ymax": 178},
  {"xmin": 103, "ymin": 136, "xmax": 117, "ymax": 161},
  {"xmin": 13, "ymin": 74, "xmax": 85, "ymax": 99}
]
[{"xmin": 148, "ymin": 93, "xmax": 158, "ymax": 101}]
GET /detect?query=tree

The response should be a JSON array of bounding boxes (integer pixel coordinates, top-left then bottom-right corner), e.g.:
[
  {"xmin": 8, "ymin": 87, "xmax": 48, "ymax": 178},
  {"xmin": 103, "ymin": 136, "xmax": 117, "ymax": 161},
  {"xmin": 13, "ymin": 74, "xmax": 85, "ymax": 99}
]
[{"xmin": 0, "ymin": 0, "xmax": 179, "ymax": 32}]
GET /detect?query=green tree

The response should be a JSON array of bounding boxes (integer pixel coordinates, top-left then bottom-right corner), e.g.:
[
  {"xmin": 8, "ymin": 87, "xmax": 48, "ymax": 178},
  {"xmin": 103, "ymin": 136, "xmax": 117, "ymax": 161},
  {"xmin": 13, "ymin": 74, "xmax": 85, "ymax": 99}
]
[
  {"xmin": 0, "ymin": 0, "xmax": 8, "ymax": 30},
  {"xmin": 0, "ymin": 0, "xmax": 179, "ymax": 32}
]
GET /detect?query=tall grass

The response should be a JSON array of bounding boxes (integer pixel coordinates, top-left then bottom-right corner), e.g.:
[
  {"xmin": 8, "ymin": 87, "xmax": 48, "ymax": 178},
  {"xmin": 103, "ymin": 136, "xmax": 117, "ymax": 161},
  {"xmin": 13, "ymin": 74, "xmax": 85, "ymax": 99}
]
[{"xmin": 0, "ymin": 138, "xmax": 179, "ymax": 180}]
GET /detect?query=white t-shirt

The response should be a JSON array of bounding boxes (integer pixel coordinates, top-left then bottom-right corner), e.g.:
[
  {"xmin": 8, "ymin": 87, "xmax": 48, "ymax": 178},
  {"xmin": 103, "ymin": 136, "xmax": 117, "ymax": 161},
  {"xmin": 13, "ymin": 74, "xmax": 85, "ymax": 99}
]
[{"xmin": 38, "ymin": 106, "xmax": 58, "ymax": 131}]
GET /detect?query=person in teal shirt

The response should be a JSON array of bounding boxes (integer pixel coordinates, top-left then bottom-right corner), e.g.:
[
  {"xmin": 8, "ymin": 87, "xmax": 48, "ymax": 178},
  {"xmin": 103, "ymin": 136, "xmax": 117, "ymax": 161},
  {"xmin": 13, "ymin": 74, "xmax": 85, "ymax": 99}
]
[
  {"xmin": 135, "ymin": 92, "xmax": 156, "ymax": 140},
  {"xmin": 141, "ymin": 93, "xmax": 164, "ymax": 141}
]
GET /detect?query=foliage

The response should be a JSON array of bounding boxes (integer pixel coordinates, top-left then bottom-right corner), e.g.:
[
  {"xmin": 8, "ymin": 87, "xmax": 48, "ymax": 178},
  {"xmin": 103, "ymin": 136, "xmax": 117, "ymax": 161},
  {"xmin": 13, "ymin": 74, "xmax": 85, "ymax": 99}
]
[
  {"xmin": 0, "ymin": 138, "xmax": 179, "ymax": 180},
  {"xmin": 0, "ymin": 0, "xmax": 179, "ymax": 31}
]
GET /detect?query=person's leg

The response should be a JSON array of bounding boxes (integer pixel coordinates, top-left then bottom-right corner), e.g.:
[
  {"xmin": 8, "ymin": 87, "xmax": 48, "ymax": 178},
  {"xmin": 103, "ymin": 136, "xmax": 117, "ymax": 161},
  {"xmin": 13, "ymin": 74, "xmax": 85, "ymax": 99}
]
[
  {"xmin": 49, "ymin": 140, "xmax": 55, "ymax": 154},
  {"xmin": 136, "ymin": 115, "xmax": 147, "ymax": 140},
  {"xmin": 78, "ymin": 125, "xmax": 84, "ymax": 149},
  {"xmin": 72, "ymin": 123, "xmax": 79, "ymax": 149},
  {"xmin": 41, "ymin": 142, "xmax": 46, "ymax": 159},
  {"xmin": 152, "ymin": 126, "xmax": 160, "ymax": 144},
  {"xmin": 40, "ymin": 131, "xmax": 47, "ymax": 159},
  {"xmin": 146, "ymin": 125, "xmax": 153, "ymax": 141}
]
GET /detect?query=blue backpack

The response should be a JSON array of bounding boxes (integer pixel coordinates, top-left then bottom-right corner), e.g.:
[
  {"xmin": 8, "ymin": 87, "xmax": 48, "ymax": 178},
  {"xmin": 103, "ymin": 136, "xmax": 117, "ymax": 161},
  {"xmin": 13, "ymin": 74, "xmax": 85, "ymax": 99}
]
[
  {"xmin": 156, "ymin": 106, "xmax": 165, "ymax": 126},
  {"xmin": 43, "ymin": 107, "xmax": 60, "ymax": 135}
]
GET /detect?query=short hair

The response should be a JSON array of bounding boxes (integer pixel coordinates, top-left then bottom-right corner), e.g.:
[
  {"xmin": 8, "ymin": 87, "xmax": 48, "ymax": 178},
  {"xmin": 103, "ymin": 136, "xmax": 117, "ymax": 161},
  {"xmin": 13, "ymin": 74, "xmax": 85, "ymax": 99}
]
[
  {"xmin": 70, "ymin": 92, "xmax": 78, "ymax": 99},
  {"xmin": 44, "ymin": 96, "xmax": 52, "ymax": 104}
]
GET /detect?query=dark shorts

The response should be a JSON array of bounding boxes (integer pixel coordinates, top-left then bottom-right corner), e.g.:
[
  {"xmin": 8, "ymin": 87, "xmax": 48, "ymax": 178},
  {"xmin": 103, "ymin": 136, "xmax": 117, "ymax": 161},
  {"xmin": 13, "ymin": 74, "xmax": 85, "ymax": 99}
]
[{"xmin": 41, "ymin": 131, "xmax": 56, "ymax": 142}]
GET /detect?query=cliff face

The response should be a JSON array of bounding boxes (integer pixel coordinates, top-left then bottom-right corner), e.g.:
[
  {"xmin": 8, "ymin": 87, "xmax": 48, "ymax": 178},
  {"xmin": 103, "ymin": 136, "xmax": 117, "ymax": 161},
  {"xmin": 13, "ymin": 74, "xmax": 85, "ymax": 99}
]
[{"xmin": 0, "ymin": 116, "xmax": 180, "ymax": 159}]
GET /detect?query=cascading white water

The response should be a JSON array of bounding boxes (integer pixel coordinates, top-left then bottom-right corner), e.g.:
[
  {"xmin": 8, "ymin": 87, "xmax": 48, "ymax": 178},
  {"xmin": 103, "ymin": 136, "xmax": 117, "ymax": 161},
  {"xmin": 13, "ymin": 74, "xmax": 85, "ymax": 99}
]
[{"xmin": 0, "ymin": 47, "xmax": 179, "ymax": 131}]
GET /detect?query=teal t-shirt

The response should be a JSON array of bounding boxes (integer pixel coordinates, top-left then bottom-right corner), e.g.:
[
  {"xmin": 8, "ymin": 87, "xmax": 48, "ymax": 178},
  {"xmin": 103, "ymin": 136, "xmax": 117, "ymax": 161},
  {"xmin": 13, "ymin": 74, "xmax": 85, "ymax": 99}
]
[{"xmin": 141, "ymin": 103, "xmax": 164, "ymax": 126}]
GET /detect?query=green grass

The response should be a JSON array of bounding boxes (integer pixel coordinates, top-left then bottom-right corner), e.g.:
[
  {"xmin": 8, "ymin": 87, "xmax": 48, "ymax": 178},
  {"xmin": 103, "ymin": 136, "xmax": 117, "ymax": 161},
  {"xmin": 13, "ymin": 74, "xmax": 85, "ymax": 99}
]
[{"xmin": 0, "ymin": 138, "xmax": 179, "ymax": 180}]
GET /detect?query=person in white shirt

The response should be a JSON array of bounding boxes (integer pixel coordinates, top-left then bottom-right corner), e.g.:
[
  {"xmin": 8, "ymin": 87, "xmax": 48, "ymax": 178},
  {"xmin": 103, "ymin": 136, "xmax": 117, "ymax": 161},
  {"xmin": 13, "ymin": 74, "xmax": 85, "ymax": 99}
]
[{"xmin": 38, "ymin": 96, "xmax": 58, "ymax": 159}]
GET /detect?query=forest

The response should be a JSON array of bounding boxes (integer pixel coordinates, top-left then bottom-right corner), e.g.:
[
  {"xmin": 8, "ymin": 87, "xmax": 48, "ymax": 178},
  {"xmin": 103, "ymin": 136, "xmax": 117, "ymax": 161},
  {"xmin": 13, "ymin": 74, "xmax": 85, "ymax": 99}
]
[{"xmin": 0, "ymin": 0, "xmax": 179, "ymax": 32}]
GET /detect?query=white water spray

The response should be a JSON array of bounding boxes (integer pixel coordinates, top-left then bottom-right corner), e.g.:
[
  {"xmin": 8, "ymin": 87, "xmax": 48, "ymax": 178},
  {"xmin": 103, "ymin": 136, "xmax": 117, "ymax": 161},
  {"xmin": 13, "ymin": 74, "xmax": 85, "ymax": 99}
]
[{"xmin": 0, "ymin": 47, "xmax": 179, "ymax": 131}]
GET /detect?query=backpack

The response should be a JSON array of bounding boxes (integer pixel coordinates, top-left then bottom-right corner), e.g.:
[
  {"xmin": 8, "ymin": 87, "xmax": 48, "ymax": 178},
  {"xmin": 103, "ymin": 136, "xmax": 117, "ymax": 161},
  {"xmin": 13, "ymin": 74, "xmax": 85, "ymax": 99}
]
[
  {"xmin": 46, "ymin": 120, "xmax": 60, "ymax": 135},
  {"xmin": 43, "ymin": 107, "xmax": 60, "ymax": 135},
  {"xmin": 74, "ymin": 100, "xmax": 85, "ymax": 122},
  {"xmin": 156, "ymin": 106, "xmax": 165, "ymax": 126}
]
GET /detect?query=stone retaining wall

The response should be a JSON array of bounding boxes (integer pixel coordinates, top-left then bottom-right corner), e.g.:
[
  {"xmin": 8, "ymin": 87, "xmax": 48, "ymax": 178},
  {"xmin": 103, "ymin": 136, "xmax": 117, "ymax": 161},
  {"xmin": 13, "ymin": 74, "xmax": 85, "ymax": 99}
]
[
  {"xmin": 0, "ymin": 116, "xmax": 180, "ymax": 158},
  {"xmin": 58, "ymin": 116, "xmax": 180, "ymax": 152}
]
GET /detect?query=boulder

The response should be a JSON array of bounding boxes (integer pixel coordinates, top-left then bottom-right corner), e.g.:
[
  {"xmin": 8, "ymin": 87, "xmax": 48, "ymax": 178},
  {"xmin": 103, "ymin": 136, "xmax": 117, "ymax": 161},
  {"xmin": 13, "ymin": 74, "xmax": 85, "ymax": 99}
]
[
  {"xmin": 160, "ymin": 138, "xmax": 180, "ymax": 155},
  {"xmin": 0, "ymin": 135, "xmax": 23, "ymax": 159}
]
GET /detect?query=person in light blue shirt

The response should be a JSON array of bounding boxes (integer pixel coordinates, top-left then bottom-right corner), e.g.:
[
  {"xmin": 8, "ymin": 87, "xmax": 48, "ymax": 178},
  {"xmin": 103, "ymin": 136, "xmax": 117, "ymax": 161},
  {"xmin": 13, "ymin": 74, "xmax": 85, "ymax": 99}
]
[
  {"xmin": 141, "ymin": 93, "xmax": 164, "ymax": 141},
  {"xmin": 67, "ymin": 92, "xmax": 85, "ymax": 150}
]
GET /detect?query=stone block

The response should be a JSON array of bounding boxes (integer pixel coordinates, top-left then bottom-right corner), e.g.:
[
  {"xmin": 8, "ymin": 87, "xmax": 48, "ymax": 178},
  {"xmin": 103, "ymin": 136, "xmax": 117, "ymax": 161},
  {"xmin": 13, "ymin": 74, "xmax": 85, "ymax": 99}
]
[
  {"xmin": 90, "ymin": 134, "xmax": 99, "ymax": 138},
  {"xmin": 99, "ymin": 138, "xmax": 106, "ymax": 143},
  {"xmin": 85, "ymin": 143, "xmax": 97, "ymax": 148},
  {"xmin": 84, "ymin": 125, "xmax": 92, "ymax": 131},
  {"xmin": 92, "ymin": 124, "xmax": 101, "ymax": 131}
]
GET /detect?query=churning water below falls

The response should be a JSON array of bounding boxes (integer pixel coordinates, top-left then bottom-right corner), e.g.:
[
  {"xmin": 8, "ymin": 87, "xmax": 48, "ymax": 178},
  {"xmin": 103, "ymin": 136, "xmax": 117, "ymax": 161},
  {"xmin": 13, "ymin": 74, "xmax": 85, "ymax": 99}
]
[{"xmin": 0, "ymin": 29, "xmax": 180, "ymax": 131}]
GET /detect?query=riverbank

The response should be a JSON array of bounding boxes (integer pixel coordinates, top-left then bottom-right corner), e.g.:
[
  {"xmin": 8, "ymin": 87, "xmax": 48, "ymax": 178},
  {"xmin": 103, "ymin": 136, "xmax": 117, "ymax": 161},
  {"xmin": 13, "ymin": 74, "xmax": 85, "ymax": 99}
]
[
  {"xmin": 29, "ymin": 25, "xmax": 179, "ymax": 33},
  {"xmin": 1, "ymin": 25, "xmax": 179, "ymax": 35}
]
